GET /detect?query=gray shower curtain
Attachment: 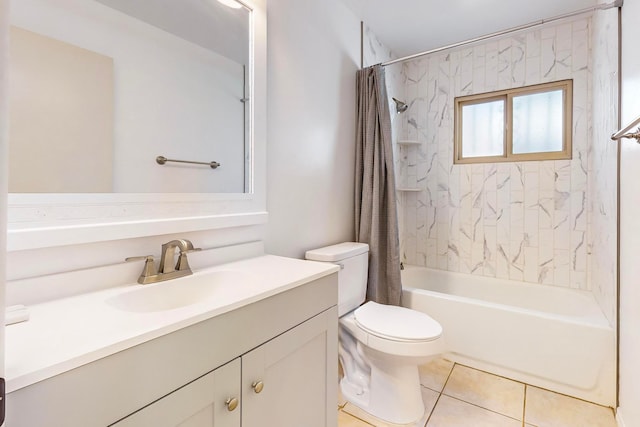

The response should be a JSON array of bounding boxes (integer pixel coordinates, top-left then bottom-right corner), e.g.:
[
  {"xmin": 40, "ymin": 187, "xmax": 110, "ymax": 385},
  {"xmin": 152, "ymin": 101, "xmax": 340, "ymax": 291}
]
[{"xmin": 355, "ymin": 65, "xmax": 402, "ymax": 306}]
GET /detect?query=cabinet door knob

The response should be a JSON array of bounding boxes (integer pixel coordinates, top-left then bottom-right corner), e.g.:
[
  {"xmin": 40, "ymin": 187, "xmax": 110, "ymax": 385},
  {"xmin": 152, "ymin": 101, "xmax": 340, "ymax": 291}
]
[
  {"xmin": 251, "ymin": 380, "xmax": 264, "ymax": 394},
  {"xmin": 225, "ymin": 397, "xmax": 239, "ymax": 411}
]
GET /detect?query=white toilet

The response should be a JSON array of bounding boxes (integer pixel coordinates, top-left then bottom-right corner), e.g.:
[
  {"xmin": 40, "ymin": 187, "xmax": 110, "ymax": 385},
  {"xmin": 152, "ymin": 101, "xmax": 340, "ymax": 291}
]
[{"xmin": 305, "ymin": 242, "xmax": 444, "ymax": 425}]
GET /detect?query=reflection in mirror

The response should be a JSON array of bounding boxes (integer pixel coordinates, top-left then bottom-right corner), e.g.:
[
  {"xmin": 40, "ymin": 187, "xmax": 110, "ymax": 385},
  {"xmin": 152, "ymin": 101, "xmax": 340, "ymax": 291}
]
[
  {"xmin": 9, "ymin": 26, "xmax": 115, "ymax": 192},
  {"xmin": 9, "ymin": 0, "xmax": 251, "ymax": 193}
]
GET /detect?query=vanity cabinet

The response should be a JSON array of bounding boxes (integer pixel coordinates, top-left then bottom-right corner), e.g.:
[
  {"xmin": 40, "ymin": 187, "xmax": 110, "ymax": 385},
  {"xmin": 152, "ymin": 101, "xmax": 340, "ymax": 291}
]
[
  {"xmin": 242, "ymin": 307, "xmax": 334, "ymax": 427},
  {"xmin": 6, "ymin": 273, "xmax": 338, "ymax": 427},
  {"xmin": 111, "ymin": 309, "xmax": 335, "ymax": 427},
  {"xmin": 111, "ymin": 359, "xmax": 241, "ymax": 427}
]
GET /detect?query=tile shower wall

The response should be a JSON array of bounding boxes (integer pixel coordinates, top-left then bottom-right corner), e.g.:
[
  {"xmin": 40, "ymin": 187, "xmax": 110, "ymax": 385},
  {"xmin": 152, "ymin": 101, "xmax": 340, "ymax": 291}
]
[
  {"xmin": 589, "ymin": 9, "xmax": 618, "ymax": 325},
  {"xmin": 398, "ymin": 17, "xmax": 594, "ymax": 290}
]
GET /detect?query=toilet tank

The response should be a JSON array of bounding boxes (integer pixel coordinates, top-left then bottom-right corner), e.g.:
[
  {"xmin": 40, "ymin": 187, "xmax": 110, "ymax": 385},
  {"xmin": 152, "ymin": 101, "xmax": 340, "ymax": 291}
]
[{"xmin": 305, "ymin": 242, "xmax": 369, "ymax": 316}]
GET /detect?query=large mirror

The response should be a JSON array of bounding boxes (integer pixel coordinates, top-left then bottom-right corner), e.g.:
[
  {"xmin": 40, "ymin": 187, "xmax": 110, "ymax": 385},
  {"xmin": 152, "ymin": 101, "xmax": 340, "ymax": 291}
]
[
  {"xmin": 9, "ymin": 0, "xmax": 251, "ymax": 193},
  {"xmin": 6, "ymin": 0, "xmax": 267, "ymax": 251}
]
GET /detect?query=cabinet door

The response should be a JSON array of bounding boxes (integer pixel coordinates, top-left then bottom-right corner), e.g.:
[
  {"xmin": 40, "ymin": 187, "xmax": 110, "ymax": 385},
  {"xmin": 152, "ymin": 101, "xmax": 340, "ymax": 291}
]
[
  {"xmin": 110, "ymin": 358, "xmax": 241, "ymax": 427},
  {"xmin": 242, "ymin": 307, "xmax": 338, "ymax": 427}
]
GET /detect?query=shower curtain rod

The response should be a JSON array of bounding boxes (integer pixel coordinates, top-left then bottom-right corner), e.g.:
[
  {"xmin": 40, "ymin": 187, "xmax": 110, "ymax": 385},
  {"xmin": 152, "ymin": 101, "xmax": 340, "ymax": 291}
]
[{"xmin": 380, "ymin": 0, "xmax": 623, "ymax": 67}]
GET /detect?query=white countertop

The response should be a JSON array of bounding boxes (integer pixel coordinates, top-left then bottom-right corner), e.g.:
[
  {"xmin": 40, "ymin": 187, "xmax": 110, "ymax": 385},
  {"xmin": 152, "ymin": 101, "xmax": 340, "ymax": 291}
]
[{"xmin": 5, "ymin": 255, "xmax": 339, "ymax": 393}]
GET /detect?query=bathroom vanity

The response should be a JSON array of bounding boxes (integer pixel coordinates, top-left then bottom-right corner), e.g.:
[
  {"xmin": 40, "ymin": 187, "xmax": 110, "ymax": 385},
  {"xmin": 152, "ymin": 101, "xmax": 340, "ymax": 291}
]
[{"xmin": 5, "ymin": 255, "xmax": 338, "ymax": 427}]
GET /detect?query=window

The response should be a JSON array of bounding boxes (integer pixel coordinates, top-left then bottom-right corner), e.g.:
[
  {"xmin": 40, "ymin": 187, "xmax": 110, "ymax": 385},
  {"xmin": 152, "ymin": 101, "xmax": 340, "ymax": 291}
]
[{"xmin": 454, "ymin": 80, "xmax": 573, "ymax": 164}]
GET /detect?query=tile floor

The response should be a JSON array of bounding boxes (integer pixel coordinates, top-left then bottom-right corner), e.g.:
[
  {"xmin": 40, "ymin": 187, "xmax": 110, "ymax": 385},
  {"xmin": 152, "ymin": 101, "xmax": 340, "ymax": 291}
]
[{"xmin": 337, "ymin": 359, "xmax": 617, "ymax": 427}]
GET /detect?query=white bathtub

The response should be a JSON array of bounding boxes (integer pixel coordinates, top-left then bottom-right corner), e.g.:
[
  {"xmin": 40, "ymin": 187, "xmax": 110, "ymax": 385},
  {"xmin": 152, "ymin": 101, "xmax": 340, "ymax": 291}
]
[{"xmin": 401, "ymin": 265, "xmax": 616, "ymax": 407}]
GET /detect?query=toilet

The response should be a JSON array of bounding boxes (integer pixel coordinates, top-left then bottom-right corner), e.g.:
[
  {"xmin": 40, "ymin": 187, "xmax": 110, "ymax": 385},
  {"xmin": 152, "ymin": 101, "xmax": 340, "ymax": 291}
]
[{"xmin": 305, "ymin": 242, "xmax": 444, "ymax": 425}]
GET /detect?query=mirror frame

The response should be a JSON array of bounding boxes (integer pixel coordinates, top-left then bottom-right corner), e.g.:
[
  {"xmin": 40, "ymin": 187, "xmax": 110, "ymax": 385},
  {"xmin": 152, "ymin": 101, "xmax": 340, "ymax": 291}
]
[{"xmin": 5, "ymin": 0, "xmax": 267, "ymax": 251}]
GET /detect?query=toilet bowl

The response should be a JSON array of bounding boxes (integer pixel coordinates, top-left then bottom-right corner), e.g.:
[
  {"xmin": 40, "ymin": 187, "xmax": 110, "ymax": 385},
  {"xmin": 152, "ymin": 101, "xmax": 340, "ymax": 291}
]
[
  {"xmin": 339, "ymin": 301, "xmax": 444, "ymax": 424},
  {"xmin": 305, "ymin": 242, "xmax": 444, "ymax": 425}
]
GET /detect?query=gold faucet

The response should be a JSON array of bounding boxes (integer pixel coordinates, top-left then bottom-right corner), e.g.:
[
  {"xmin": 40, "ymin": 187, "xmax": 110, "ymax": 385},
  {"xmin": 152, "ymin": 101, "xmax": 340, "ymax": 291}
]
[{"xmin": 126, "ymin": 239, "xmax": 201, "ymax": 284}]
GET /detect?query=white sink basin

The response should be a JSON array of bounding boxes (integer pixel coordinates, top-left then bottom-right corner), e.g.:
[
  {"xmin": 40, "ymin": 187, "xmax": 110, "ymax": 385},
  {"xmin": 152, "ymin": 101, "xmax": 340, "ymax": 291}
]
[{"xmin": 107, "ymin": 270, "xmax": 257, "ymax": 313}]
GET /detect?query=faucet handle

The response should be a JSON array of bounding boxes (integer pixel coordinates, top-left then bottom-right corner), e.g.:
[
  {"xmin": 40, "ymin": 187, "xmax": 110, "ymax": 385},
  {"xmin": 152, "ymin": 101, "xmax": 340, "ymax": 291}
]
[
  {"xmin": 126, "ymin": 255, "xmax": 155, "ymax": 265},
  {"xmin": 175, "ymin": 248, "xmax": 201, "ymax": 271},
  {"xmin": 125, "ymin": 255, "xmax": 157, "ymax": 284},
  {"xmin": 182, "ymin": 247, "xmax": 202, "ymax": 254}
]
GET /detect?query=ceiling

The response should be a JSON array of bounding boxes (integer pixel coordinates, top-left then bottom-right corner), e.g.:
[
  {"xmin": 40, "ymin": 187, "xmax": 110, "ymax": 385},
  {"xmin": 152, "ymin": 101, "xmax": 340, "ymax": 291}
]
[
  {"xmin": 95, "ymin": 0, "xmax": 250, "ymax": 65},
  {"xmin": 341, "ymin": 0, "xmax": 599, "ymax": 58}
]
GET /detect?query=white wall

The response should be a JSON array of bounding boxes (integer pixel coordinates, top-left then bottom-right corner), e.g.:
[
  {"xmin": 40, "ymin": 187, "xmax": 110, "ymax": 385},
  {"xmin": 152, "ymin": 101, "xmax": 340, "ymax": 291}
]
[
  {"xmin": 618, "ymin": 0, "xmax": 640, "ymax": 423},
  {"xmin": 265, "ymin": 0, "xmax": 361, "ymax": 258}
]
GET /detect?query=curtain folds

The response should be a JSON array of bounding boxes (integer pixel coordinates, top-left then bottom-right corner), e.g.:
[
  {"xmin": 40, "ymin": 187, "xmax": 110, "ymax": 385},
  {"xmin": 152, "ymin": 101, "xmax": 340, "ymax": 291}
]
[{"xmin": 355, "ymin": 65, "xmax": 402, "ymax": 306}]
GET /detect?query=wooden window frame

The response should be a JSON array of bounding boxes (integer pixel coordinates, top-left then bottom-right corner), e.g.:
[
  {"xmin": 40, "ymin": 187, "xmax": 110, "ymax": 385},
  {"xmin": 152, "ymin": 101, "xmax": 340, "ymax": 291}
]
[{"xmin": 454, "ymin": 79, "xmax": 573, "ymax": 164}]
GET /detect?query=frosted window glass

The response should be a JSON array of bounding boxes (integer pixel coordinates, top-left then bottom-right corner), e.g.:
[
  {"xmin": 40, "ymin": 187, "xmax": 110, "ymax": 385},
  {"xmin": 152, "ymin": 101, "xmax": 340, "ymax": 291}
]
[
  {"xmin": 461, "ymin": 100, "xmax": 505, "ymax": 158},
  {"xmin": 512, "ymin": 90, "xmax": 564, "ymax": 154}
]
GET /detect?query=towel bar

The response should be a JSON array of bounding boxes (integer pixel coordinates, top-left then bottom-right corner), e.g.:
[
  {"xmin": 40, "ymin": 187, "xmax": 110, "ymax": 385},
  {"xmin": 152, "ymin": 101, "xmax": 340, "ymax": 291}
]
[{"xmin": 156, "ymin": 156, "xmax": 220, "ymax": 169}]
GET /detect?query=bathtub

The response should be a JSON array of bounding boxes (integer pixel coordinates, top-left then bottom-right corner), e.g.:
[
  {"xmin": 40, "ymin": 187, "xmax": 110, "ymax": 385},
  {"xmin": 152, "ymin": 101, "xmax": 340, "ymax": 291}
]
[{"xmin": 401, "ymin": 265, "xmax": 616, "ymax": 407}]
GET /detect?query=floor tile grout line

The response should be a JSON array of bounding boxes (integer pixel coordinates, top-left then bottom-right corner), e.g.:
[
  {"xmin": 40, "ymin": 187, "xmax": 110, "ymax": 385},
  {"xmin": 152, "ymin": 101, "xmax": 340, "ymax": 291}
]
[
  {"xmin": 439, "ymin": 363, "xmax": 526, "ymax": 423},
  {"xmin": 526, "ymin": 383, "xmax": 615, "ymax": 409},
  {"xmin": 455, "ymin": 361, "xmax": 614, "ymax": 411},
  {"xmin": 423, "ymin": 362, "xmax": 457, "ymax": 426},
  {"xmin": 441, "ymin": 394, "xmax": 526, "ymax": 424},
  {"xmin": 339, "ymin": 408, "xmax": 376, "ymax": 426},
  {"xmin": 423, "ymin": 392, "xmax": 443, "ymax": 427},
  {"xmin": 440, "ymin": 362, "xmax": 457, "ymax": 393},
  {"xmin": 423, "ymin": 385, "xmax": 442, "ymax": 394},
  {"xmin": 454, "ymin": 361, "xmax": 527, "ymax": 387}
]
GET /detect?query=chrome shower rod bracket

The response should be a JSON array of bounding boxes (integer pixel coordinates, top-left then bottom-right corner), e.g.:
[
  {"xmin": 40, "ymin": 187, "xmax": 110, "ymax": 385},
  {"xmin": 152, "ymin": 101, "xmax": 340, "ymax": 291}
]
[
  {"xmin": 611, "ymin": 129, "xmax": 640, "ymax": 143},
  {"xmin": 612, "ymin": 114, "xmax": 640, "ymax": 143}
]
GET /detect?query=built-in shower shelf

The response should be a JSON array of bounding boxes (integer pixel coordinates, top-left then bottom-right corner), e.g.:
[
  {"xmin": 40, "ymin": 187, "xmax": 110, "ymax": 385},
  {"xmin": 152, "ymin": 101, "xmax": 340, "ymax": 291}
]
[
  {"xmin": 397, "ymin": 140, "xmax": 420, "ymax": 146},
  {"xmin": 396, "ymin": 187, "xmax": 421, "ymax": 192}
]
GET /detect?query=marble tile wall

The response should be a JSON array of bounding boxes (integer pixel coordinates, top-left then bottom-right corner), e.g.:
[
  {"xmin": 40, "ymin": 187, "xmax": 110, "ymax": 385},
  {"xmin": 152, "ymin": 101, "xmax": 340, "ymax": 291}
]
[
  {"xmin": 589, "ymin": 9, "xmax": 618, "ymax": 325},
  {"xmin": 397, "ymin": 16, "xmax": 597, "ymax": 290}
]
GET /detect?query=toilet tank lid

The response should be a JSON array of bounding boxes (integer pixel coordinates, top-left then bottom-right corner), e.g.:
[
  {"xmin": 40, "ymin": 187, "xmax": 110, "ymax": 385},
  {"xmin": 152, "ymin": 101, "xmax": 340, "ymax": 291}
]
[{"xmin": 305, "ymin": 242, "xmax": 369, "ymax": 262}]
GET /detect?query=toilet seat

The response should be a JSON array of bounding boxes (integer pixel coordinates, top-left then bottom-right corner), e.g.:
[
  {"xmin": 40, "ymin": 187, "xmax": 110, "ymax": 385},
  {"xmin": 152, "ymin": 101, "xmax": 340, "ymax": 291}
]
[
  {"xmin": 354, "ymin": 301, "xmax": 442, "ymax": 342},
  {"xmin": 340, "ymin": 311, "xmax": 444, "ymax": 359}
]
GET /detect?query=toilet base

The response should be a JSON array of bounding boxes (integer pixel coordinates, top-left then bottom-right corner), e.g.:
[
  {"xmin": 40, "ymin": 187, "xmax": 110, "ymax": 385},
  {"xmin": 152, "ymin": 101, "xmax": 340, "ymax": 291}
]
[{"xmin": 340, "ymin": 344, "xmax": 432, "ymax": 425}]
